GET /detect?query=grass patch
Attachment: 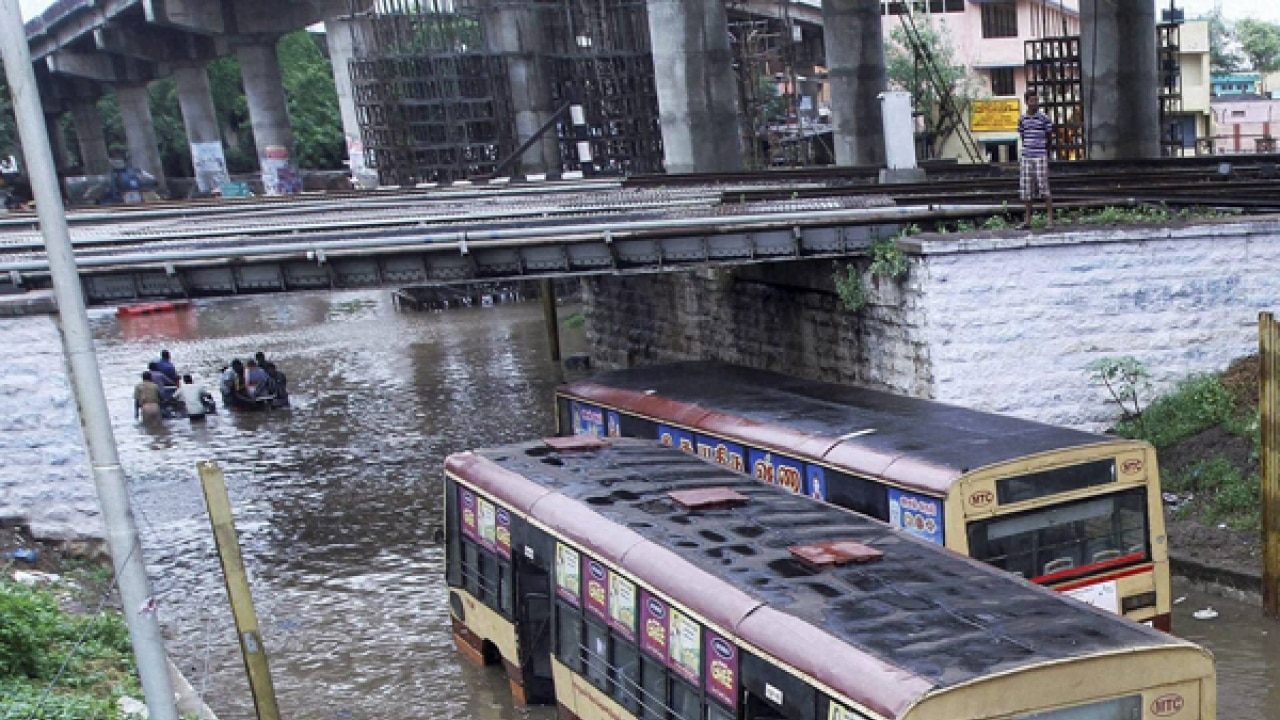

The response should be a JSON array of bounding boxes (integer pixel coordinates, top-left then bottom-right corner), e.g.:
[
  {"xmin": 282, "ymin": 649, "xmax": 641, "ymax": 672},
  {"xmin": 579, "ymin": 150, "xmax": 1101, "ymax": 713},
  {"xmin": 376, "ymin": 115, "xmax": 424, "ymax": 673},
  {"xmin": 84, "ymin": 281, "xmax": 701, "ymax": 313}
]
[
  {"xmin": 1114, "ymin": 373, "xmax": 1238, "ymax": 449},
  {"xmin": 0, "ymin": 575, "xmax": 139, "ymax": 719},
  {"xmin": 1166, "ymin": 454, "xmax": 1260, "ymax": 530},
  {"xmin": 561, "ymin": 312, "xmax": 586, "ymax": 330}
]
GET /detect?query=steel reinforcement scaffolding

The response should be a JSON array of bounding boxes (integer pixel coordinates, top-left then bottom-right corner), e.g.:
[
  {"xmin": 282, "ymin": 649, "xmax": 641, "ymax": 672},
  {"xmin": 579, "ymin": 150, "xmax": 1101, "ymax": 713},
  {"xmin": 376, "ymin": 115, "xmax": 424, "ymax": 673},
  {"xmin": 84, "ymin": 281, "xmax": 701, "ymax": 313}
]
[{"xmin": 348, "ymin": 0, "xmax": 662, "ymax": 184}]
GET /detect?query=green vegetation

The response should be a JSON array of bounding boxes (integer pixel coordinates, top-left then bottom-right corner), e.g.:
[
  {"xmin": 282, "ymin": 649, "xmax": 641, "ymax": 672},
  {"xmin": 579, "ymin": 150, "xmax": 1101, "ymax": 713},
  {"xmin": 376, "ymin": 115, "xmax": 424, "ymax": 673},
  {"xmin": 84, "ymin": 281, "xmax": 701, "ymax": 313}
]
[
  {"xmin": 1093, "ymin": 356, "xmax": 1261, "ymax": 530},
  {"xmin": 0, "ymin": 570, "xmax": 140, "ymax": 719},
  {"xmin": 833, "ymin": 227, "xmax": 914, "ymax": 313},
  {"xmin": 562, "ymin": 312, "xmax": 586, "ymax": 330}
]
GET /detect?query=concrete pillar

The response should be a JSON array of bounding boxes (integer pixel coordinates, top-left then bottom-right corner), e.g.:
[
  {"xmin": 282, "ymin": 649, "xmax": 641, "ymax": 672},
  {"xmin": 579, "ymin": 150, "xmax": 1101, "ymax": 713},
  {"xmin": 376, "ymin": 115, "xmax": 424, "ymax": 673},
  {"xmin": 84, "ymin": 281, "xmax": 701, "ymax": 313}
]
[
  {"xmin": 173, "ymin": 64, "xmax": 228, "ymax": 193},
  {"xmin": 324, "ymin": 18, "xmax": 378, "ymax": 188},
  {"xmin": 69, "ymin": 98, "xmax": 111, "ymax": 175},
  {"xmin": 645, "ymin": 0, "xmax": 743, "ymax": 174},
  {"xmin": 481, "ymin": 5, "xmax": 560, "ymax": 178},
  {"xmin": 115, "ymin": 83, "xmax": 167, "ymax": 192},
  {"xmin": 236, "ymin": 38, "xmax": 297, "ymax": 194},
  {"xmin": 44, "ymin": 113, "xmax": 70, "ymax": 173},
  {"xmin": 822, "ymin": 0, "xmax": 888, "ymax": 167},
  {"xmin": 1082, "ymin": 0, "xmax": 1158, "ymax": 159}
]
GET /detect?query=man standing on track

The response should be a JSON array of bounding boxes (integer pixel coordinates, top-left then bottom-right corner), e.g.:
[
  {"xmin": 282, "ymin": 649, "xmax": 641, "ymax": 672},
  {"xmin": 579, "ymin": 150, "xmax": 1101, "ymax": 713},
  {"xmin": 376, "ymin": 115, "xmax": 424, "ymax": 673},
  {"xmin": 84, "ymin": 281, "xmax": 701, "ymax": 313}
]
[{"xmin": 1018, "ymin": 92, "xmax": 1054, "ymax": 229}]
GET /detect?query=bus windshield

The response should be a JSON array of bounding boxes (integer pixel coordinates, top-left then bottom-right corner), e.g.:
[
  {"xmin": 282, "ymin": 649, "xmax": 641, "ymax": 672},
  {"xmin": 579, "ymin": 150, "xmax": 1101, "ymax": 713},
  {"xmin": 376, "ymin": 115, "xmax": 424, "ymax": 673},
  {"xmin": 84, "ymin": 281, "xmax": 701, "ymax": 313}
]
[{"xmin": 966, "ymin": 488, "xmax": 1149, "ymax": 582}]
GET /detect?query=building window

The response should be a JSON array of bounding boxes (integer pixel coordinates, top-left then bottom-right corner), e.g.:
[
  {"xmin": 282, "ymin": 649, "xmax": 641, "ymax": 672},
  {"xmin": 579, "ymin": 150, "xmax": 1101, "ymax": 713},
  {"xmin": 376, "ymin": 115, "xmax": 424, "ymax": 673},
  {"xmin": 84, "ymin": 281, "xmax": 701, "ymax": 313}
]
[
  {"xmin": 981, "ymin": 2, "xmax": 1019, "ymax": 38},
  {"xmin": 882, "ymin": 0, "xmax": 963, "ymax": 13},
  {"xmin": 989, "ymin": 68, "xmax": 1016, "ymax": 96}
]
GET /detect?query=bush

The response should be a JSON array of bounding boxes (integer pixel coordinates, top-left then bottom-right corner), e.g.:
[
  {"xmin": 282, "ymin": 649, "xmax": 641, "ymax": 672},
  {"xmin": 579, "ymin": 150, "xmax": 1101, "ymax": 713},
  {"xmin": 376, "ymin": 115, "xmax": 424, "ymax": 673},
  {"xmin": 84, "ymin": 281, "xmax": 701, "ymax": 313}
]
[
  {"xmin": 1115, "ymin": 373, "xmax": 1237, "ymax": 448},
  {"xmin": 0, "ymin": 581, "xmax": 63, "ymax": 679}
]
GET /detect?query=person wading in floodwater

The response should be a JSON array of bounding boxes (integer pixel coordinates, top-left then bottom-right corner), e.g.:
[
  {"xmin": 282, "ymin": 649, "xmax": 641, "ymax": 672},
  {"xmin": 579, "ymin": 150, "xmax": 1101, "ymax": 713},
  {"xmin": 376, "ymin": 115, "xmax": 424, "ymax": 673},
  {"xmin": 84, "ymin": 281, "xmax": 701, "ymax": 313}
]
[
  {"xmin": 1017, "ymin": 91, "xmax": 1054, "ymax": 229},
  {"xmin": 133, "ymin": 371, "xmax": 163, "ymax": 424}
]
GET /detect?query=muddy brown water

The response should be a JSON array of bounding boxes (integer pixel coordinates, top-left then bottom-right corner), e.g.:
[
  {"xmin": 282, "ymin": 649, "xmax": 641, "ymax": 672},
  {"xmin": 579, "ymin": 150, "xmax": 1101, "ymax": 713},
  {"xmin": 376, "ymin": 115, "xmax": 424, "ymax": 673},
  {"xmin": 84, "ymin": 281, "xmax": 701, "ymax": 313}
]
[{"xmin": 89, "ymin": 290, "xmax": 1277, "ymax": 719}]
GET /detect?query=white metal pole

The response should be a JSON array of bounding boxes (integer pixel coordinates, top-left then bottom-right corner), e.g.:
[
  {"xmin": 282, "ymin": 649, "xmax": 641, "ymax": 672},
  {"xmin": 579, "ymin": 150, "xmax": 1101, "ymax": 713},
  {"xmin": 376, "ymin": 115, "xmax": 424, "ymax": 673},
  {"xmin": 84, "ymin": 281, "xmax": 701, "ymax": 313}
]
[{"xmin": 0, "ymin": 4, "xmax": 179, "ymax": 720}]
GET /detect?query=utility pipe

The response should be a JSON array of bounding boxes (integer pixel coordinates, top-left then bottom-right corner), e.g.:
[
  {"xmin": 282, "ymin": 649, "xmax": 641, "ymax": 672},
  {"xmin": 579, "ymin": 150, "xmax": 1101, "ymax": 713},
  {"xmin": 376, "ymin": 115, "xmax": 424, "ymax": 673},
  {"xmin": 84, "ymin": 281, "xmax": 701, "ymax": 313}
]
[{"xmin": 0, "ymin": 3, "xmax": 179, "ymax": 720}]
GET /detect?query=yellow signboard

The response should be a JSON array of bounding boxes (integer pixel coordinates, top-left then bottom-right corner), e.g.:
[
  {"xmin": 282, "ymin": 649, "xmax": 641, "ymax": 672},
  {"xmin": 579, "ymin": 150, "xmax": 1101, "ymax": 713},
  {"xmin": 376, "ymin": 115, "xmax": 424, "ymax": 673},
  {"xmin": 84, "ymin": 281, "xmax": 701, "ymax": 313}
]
[{"xmin": 971, "ymin": 99, "xmax": 1021, "ymax": 133}]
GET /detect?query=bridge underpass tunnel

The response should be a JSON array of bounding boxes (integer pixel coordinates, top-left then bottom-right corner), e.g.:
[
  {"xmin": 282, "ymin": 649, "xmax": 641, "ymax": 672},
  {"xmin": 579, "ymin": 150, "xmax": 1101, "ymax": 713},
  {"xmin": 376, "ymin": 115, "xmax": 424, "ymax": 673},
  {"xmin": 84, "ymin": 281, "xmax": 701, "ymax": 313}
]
[
  {"xmin": 172, "ymin": 64, "xmax": 230, "ymax": 194},
  {"xmin": 646, "ymin": 0, "xmax": 745, "ymax": 174},
  {"xmin": 236, "ymin": 35, "xmax": 298, "ymax": 195},
  {"xmin": 115, "ymin": 82, "xmax": 168, "ymax": 193},
  {"xmin": 822, "ymin": 0, "xmax": 888, "ymax": 167},
  {"xmin": 1082, "ymin": 0, "xmax": 1159, "ymax": 159}
]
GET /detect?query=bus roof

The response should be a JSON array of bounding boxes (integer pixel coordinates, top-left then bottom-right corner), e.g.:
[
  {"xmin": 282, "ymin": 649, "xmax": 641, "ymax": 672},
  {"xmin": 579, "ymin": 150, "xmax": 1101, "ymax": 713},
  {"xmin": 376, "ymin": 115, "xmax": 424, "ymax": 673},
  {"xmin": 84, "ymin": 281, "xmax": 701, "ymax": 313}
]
[
  {"xmin": 447, "ymin": 439, "xmax": 1194, "ymax": 719},
  {"xmin": 559, "ymin": 361, "xmax": 1128, "ymax": 495}
]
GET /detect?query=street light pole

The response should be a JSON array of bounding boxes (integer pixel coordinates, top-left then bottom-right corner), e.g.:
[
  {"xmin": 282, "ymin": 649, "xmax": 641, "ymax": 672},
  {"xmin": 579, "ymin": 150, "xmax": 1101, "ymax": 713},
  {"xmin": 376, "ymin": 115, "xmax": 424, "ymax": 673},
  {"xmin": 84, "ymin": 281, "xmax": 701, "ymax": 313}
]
[{"xmin": 0, "ymin": 3, "xmax": 179, "ymax": 719}]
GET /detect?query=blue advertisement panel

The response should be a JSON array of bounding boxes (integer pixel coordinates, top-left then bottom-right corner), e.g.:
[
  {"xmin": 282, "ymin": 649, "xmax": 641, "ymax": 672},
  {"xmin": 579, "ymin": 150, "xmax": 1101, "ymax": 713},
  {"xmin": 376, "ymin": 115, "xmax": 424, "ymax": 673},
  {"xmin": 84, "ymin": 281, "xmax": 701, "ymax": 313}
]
[
  {"xmin": 571, "ymin": 401, "xmax": 606, "ymax": 438},
  {"xmin": 746, "ymin": 449, "xmax": 804, "ymax": 496},
  {"xmin": 888, "ymin": 488, "xmax": 945, "ymax": 545},
  {"xmin": 805, "ymin": 464, "xmax": 827, "ymax": 501},
  {"xmin": 658, "ymin": 425, "xmax": 696, "ymax": 455},
  {"xmin": 695, "ymin": 435, "xmax": 747, "ymax": 474},
  {"xmin": 607, "ymin": 411, "xmax": 622, "ymax": 438}
]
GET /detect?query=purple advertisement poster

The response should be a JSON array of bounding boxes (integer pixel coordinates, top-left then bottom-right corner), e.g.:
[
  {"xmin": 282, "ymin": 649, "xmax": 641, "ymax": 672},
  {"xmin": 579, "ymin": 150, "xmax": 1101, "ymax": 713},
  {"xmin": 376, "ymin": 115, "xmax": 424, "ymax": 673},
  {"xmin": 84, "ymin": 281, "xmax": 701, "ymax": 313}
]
[
  {"xmin": 459, "ymin": 487, "xmax": 478, "ymax": 541},
  {"xmin": 584, "ymin": 557, "xmax": 609, "ymax": 620},
  {"xmin": 639, "ymin": 590, "xmax": 669, "ymax": 660},
  {"xmin": 495, "ymin": 506, "xmax": 512, "ymax": 559},
  {"xmin": 704, "ymin": 629, "xmax": 739, "ymax": 709}
]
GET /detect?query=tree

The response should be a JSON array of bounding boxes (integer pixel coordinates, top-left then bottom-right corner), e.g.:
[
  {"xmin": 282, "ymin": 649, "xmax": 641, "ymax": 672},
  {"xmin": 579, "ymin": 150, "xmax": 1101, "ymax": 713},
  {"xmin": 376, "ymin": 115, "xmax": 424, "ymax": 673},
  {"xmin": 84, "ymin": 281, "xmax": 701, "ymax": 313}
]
[
  {"xmin": 1237, "ymin": 19, "xmax": 1280, "ymax": 92},
  {"xmin": 278, "ymin": 31, "xmax": 344, "ymax": 170},
  {"xmin": 1205, "ymin": 3, "xmax": 1244, "ymax": 74},
  {"xmin": 0, "ymin": 67, "xmax": 16, "ymax": 164},
  {"xmin": 884, "ymin": 13, "xmax": 979, "ymax": 159}
]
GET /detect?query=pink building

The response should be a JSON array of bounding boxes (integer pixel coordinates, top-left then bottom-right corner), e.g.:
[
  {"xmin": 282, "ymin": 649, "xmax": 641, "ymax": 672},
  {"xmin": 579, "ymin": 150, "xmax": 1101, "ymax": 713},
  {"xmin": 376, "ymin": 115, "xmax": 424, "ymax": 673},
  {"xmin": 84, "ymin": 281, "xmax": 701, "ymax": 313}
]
[{"xmin": 1211, "ymin": 96, "xmax": 1280, "ymax": 154}]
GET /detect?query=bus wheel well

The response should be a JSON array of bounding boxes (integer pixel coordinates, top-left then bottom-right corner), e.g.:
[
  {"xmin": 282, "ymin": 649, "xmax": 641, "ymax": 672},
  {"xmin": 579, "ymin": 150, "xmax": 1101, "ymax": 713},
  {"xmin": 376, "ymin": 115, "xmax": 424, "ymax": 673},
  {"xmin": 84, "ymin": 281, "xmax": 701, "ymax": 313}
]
[{"xmin": 480, "ymin": 639, "xmax": 501, "ymax": 665}]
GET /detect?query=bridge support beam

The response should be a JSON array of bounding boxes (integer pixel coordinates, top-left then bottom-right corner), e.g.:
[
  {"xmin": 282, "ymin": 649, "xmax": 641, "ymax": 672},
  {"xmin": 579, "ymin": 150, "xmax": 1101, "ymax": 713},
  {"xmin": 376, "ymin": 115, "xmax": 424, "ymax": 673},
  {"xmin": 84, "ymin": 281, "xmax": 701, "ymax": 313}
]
[
  {"xmin": 822, "ymin": 0, "xmax": 887, "ymax": 167},
  {"xmin": 236, "ymin": 37, "xmax": 296, "ymax": 194},
  {"xmin": 173, "ymin": 64, "xmax": 228, "ymax": 193},
  {"xmin": 45, "ymin": 112, "xmax": 71, "ymax": 175},
  {"xmin": 69, "ymin": 98, "xmax": 111, "ymax": 175},
  {"xmin": 482, "ymin": 4, "xmax": 559, "ymax": 178},
  {"xmin": 116, "ymin": 83, "xmax": 167, "ymax": 193},
  {"xmin": 1082, "ymin": 0, "xmax": 1158, "ymax": 159},
  {"xmin": 324, "ymin": 18, "xmax": 377, "ymax": 189},
  {"xmin": 645, "ymin": 0, "xmax": 743, "ymax": 174}
]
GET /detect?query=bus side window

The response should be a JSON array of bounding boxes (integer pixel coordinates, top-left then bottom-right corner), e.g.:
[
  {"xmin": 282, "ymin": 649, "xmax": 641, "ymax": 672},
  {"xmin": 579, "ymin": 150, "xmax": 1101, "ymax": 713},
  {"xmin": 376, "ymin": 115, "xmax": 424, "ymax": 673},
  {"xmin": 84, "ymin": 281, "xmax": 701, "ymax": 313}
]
[
  {"xmin": 619, "ymin": 413, "xmax": 659, "ymax": 441},
  {"xmin": 584, "ymin": 619, "xmax": 610, "ymax": 691},
  {"xmin": 824, "ymin": 470, "xmax": 890, "ymax": 523},
  {"xmin": 556, "ymin": 601, "xmax": 583, "ymax": 673},
  {"xmin": 639, "ymin": 655, "xmax": 667, "ymax": 720},
  {"xmin": 445, "ymin": 479, "xmax": 462, "ymax": 588},
  {"xmin": 612, "ymin": 632, "xmax": 641, "ymax": 713},
  {"xmin": 498, "ymin": 561, "xmax": 513, "ymax": 617},
  {"xmin": 479, "ymin": 549, "xmax": 498, "ymax": 605},
  {"xmin": 706, "ymin": 702, "xmax": 735, "ymax": 720},
  {"xmin": 670, "ymin": 678, "xmax": 701, "ymax": 720},
  {"xmin": 463, "ymin": 540, "xmax": 481, "ymax": 598}
]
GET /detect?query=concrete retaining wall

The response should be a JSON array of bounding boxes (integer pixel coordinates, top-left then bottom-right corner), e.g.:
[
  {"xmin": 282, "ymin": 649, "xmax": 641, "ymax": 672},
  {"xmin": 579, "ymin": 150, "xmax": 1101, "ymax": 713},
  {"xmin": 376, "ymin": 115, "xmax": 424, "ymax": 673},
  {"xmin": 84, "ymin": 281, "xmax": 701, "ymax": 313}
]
[
  {"xmin": 584, "ymin": 217, "xmax": 1280, "ymax": 430},
  {"xmin": 0, "ymin": 305, "xmax": 102, "ymax": 542}
]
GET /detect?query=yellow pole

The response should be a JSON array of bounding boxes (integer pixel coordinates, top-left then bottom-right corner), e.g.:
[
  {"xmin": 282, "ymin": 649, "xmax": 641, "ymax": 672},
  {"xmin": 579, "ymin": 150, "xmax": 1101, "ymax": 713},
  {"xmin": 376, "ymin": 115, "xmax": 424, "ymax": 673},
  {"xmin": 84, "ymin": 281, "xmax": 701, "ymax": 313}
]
[
  {"xmin": 1262, "ymin": 313, "xmax": 1280, "ymax": 618},
  {"xmin": 198, "ymin": 461, "xmax": 282, "ymax": 720}
]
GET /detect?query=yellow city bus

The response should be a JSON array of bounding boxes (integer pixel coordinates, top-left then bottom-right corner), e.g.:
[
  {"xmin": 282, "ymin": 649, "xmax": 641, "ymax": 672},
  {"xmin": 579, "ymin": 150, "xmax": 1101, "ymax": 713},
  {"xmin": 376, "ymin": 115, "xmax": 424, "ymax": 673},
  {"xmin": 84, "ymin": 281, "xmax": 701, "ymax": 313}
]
[
  {"xmin": 444, "ymin": 437, "xmax": 1214, "ymax": 720},
  {"xmin": 555, "ymin": 362, "xmax": 1172, "ymax": 629}
]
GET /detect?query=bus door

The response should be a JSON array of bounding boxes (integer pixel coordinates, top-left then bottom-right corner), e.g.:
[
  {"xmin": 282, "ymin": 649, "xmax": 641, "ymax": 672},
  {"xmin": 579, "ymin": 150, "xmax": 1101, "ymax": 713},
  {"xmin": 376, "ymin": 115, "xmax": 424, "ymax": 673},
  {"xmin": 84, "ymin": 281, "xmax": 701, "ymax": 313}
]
[{"xmin": 515, "ymin": 520, "xmax": 555, "ymax": 703}]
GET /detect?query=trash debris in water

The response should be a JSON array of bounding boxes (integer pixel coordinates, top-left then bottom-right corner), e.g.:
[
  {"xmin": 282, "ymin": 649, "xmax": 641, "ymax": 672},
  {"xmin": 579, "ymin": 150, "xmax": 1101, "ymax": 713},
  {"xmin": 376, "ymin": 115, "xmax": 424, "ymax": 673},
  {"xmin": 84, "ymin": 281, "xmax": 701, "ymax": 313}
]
[
  {"xmin": 1173, "ymin": 596, "xmax": 1187, "ymax": 604},
  {"xmin": 4, "ymin": 548, "xmax": 36, "ymax": 563},
  {"xmin": 1192, "ymin": 607, "xmax": 1219, "ymax": 620}
]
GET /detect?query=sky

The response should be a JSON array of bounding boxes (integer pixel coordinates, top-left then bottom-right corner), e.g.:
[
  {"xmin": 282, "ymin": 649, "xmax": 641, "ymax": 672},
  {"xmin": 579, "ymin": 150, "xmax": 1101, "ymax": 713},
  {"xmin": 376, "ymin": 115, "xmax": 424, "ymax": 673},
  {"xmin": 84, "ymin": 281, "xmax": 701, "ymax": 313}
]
[{"xmin": 14, "ymin": 0, "xmax": 1280, "ymax": 23}]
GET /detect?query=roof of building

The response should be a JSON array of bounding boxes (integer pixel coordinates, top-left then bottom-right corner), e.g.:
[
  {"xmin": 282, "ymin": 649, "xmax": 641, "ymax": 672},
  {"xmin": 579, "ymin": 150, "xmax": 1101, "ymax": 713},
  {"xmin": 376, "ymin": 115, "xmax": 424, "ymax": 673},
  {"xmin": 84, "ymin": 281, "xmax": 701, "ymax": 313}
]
[
  {"xmin": 449, "ymin": 439, "xmax": 1198, "ymax": 719},
  {"xmin": 559, "ymin": 362, "xmax": 1124, "ymax": 496}
]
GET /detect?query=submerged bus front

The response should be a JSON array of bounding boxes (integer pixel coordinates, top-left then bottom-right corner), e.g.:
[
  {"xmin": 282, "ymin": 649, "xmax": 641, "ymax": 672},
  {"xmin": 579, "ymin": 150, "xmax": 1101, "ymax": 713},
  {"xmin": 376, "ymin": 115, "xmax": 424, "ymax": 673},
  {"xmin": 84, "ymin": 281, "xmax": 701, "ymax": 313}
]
[{"xmin": 557, "ymin": 380, "xmax": 1171, "ymax": 630}]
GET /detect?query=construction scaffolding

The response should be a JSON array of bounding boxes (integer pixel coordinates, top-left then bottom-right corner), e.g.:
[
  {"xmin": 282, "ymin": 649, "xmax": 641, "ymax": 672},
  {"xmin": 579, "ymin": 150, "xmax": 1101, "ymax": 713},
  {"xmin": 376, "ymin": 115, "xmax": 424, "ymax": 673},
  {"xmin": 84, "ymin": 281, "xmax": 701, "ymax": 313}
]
[
  {"xmin": 347, "ymin": 0, "xmax": 663, "ymax": 184},
  {"xmin": 1024, "ymin": 35, "xmax": 1086, "ymax": 160},
  {"xmin": 1157, "ymin": 21, "xmax": 1184, "ymax": 157}
]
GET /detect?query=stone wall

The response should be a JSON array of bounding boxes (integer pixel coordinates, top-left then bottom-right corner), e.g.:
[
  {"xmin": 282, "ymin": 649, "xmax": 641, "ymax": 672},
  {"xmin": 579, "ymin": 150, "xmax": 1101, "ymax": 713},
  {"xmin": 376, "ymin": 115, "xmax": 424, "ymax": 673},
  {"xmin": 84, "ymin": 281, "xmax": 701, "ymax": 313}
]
[
  {"xmin": 584, "ymin": 217, "xmax": 1280, "ymax": 430},
  {"xmin": 0, "ymin": 304, "xmax": 103, "ymax": 542}
]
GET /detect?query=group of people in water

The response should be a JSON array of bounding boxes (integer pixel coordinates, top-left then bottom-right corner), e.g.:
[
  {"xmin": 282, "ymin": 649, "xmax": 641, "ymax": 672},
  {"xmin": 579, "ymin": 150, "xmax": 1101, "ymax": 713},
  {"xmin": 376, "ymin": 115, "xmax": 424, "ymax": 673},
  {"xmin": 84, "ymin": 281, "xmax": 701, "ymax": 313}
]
[
  {"xmin": 132, "ymin": 349, "xmax": 290, "ymax": 423},
  {"xmin": 132, "ymin": 350, "xmax": 217, "ymax": 423}
]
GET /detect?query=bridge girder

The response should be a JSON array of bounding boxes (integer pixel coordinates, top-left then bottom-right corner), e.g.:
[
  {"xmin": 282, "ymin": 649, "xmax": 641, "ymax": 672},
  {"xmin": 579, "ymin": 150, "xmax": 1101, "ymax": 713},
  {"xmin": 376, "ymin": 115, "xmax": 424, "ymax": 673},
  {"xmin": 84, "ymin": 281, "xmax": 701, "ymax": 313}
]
[{"xmin": 46, "ymin": 50, "xmax": 156, "ymax": 84}]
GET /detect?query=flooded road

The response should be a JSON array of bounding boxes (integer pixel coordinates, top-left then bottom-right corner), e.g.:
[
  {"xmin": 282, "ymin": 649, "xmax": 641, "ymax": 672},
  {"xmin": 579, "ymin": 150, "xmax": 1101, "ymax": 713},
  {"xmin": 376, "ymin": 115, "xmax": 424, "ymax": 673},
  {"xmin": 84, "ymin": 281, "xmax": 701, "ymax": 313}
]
[
  {"xmin": 93, "ymin": 290, "xmax": 568, "ymax": 720},
  {"xmin": 89, "ymin": 290, "xmax": 1280, "ymax": 720}
]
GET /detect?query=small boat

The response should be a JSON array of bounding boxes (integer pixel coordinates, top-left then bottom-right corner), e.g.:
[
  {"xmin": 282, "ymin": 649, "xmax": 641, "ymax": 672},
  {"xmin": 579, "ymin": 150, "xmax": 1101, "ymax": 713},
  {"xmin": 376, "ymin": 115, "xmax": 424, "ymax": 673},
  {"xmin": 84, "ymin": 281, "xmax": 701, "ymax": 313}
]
[{"xmin": 117, "ymin": 300, "xmax": 191, "ymax": 317}]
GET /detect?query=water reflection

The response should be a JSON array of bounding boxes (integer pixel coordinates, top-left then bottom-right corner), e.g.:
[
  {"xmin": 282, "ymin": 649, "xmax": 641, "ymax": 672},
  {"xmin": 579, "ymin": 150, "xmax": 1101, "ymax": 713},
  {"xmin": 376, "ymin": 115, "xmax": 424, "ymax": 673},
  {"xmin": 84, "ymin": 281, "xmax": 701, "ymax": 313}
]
[{"xmin": 92, "ymin": 291, "xmax": 569, "ymax": 720}]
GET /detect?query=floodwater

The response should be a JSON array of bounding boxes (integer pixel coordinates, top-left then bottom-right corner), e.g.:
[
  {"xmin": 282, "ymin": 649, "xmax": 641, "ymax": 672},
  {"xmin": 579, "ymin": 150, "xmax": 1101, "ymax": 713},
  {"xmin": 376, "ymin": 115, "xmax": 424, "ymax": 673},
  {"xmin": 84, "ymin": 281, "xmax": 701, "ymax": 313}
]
[
  {"xmin": 92, "ymin": 290, "xmax": 568, "ymax": 720},
  {"xmin": 88, "ymin": 290, "xmax": 1280, "ymax": 720}
]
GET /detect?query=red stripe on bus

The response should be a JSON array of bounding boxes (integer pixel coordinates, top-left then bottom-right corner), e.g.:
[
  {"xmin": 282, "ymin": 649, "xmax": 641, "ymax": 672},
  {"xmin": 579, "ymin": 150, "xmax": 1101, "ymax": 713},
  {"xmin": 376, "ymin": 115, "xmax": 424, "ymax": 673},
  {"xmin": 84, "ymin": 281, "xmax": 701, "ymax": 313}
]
[{"xmin": 1032, "ymin": 553, "xmax": 1148, "ymax": 586}]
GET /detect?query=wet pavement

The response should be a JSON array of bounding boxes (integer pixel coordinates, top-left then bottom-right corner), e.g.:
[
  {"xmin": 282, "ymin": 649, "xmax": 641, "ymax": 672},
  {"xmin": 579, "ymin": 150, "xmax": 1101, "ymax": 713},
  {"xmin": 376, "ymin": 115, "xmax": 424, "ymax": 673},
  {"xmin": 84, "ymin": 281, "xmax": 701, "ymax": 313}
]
[{"xmin": 88, "ymin": 290, "xmax": 1279, "ymax": 720}]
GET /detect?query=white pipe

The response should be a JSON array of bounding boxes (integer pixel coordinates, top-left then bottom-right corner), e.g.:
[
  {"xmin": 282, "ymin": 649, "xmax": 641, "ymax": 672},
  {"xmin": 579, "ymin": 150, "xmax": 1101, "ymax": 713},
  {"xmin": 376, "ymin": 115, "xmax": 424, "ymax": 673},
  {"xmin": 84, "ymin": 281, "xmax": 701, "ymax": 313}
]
[{"xmin": 0, "ymin": 4, "xmax": 178, "ymax": 720}]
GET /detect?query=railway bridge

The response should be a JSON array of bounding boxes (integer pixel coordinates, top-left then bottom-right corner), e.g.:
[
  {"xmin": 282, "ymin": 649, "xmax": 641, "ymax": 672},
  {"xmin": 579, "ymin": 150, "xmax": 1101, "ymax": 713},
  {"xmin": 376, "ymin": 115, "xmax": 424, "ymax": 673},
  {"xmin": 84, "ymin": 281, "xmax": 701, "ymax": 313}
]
[{"xmin": 2, "ymin": 158, "xmax": 1280, "ymax": 430}]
